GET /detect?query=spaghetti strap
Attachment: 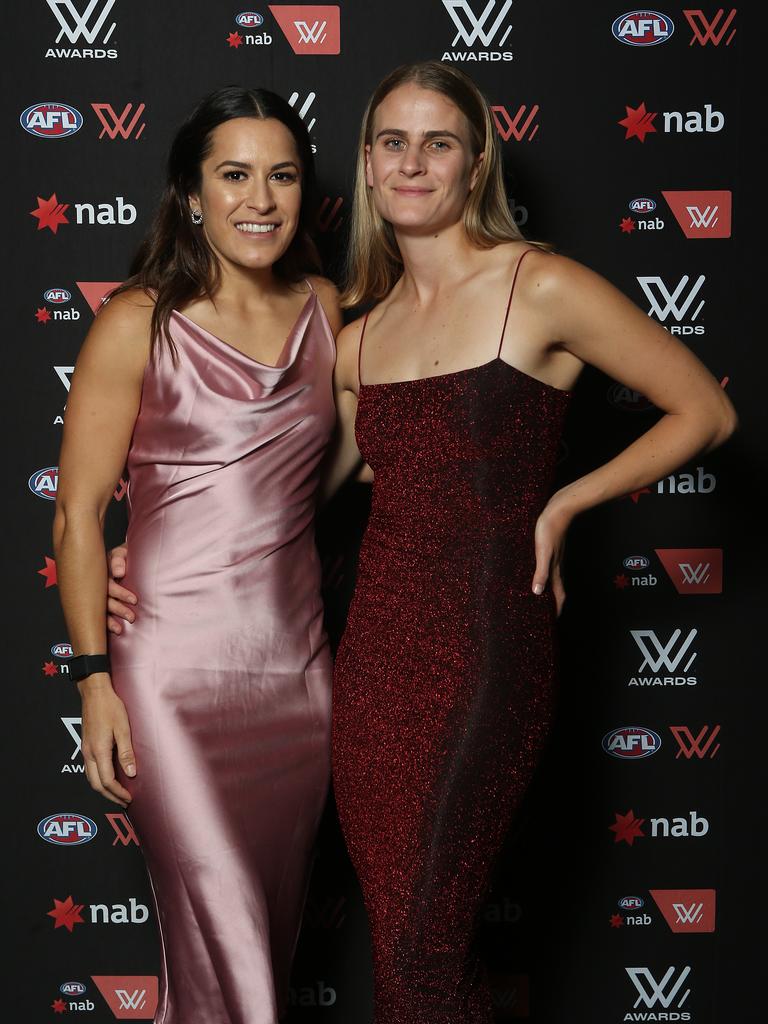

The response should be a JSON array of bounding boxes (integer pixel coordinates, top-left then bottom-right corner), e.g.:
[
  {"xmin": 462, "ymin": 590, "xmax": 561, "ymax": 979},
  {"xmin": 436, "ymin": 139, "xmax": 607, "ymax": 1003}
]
[
  {"xmin": 498, "ymin": 248, "xmax": 535, "ymax": 359},
  {"xmin": 357, "ymin": 311, "xmax": 371, "ymax": 388}
]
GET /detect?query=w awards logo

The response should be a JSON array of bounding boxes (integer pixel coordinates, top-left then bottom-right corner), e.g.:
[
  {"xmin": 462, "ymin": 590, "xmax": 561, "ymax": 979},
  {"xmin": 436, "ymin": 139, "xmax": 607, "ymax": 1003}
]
[
  {"xmin": 684, "ymin": 8, "xmax": 737, "ymax": 46},
  {"xmin": 269, "ymin": 5, "xmax": 340, "ymax": 54},
  {"xmin": 441, "ymin": 0, "xmax": 513, "ymax": 62},
  {"xmin": 637, "ymin": 274, "xmax": 707, "ymax": 336},
  {"xmin": 625, "ymin": 966, "xmax": 693, "ymax": 1021},
  {"xmin": 91, "ymin": 977, "xmax": 158, "ymax": 1019},
  {"xmin": 662, "ymin": 190, "xmax": 732, "ymax": 239},
  {"xmin": 655, "ymin": 548, "xmax": 723, "ymax": 594},
  {"xmin": 45, "ymin": 0, "xmax": 119, "ymax": 60},
  {"xmin": 650, "ymin": 889, "xmax": 716, "ymax": 933}
]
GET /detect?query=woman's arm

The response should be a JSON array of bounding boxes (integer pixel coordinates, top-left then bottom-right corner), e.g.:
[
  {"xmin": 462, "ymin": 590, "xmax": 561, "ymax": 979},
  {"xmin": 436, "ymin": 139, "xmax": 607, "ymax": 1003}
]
[
  {"xmin": 54, "ymin": 290, "xmax": 152, "ymax": 804},
  {"xmin": 318, "ymin": 318, "xmax": 367, "ymax": 503},
  {"xmin": 529, "ymin": 256, "xmax": 737, "ymax": 608}
]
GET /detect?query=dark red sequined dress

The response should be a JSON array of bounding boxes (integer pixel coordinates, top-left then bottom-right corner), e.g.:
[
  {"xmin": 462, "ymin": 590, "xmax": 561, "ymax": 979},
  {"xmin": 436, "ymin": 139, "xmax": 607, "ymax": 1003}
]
[{"xmin": 332, "ymin": 251, "xmax": 571, "ymax": 1023}]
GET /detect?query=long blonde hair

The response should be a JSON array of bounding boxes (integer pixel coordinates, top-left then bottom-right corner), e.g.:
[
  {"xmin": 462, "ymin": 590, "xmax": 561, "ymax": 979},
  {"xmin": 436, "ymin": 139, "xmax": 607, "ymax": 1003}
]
[{"xmin": 342, "ymin": 61, "xmax": 540, "ymax": 308}]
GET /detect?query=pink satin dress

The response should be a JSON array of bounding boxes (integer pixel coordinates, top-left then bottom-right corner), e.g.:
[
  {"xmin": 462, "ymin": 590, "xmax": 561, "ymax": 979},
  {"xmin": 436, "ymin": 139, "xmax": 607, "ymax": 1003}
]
[{"xmin": 109, "ymin": 287, "xmax": 335, "ymax": 1024}]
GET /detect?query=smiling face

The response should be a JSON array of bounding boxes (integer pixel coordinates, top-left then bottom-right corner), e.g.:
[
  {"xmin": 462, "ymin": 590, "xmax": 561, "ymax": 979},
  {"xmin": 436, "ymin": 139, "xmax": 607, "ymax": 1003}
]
[
  {"xmin": 189, "ymin": 116, "xmax": 303, "ymax": 275},
  {"xmin": 365, "ymin": 83, "xmax": 483, "ymax": 236}
]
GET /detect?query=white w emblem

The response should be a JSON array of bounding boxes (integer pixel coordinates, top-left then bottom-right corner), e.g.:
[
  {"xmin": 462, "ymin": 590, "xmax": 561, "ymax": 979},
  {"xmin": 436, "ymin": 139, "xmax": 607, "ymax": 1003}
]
[
  {"xmin": 674, "ymin": 902, "xmax": 704, "ymax": 924},
  {"xmin": 46, "ymin": 0, "xmax": 117, "ymax": 44},
  {"xmin": 626, "ymin": 966, "xmax": 691, "ymax": 1009},
  {"xmin": 679, "ymin": 562, "xmax": 711, "ymax": 585},
  {"xmin": 295, "ymin": 20, "xmax": 327, "ymax": 44},
  {"xmin": 631, "ymin": 628, "xmax": 698, "ymax": 673},
  {"xmin": 442, "ymin": 0, "xmax": 513, "ymax": 47},
  {"xmin": 637, "ymin": 274, "xmax": 706, "ymax": 322},
  {"xmin": 687, "ymin": 204, "xmax": 719, "ymax": 228},
  {"xmin": 288, "ymin": 91, "xmax": 317, "ymax": 132},
  {"xmin": 116, "ymin": 989, "xmax": 147, "ymax": 1010}
]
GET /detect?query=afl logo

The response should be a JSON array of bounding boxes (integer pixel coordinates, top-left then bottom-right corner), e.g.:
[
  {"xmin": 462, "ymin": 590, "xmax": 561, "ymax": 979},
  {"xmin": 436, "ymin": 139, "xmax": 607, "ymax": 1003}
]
[
  {"xmin": 606, "ymin": 383, "xmax": 655, "ymax": 412},
  {"xmin": 51, "ymin": 642, "xmax": 74, "ymax": 658},
  {"xmin": 619, "ymin": 896, "xmax": 645, "ymax": 910},
  {"xmin": 623, "ymin": 555, "xmax": 650, "ymax": 570},
  {"xmin": 28, "ymin": 466, "xmax": 59, "ymax": 500},
  {"xmin": 44, "ymin": 287, "xmax": 72, "ymax": 305},
  {"xmin": 629, "ymin": 197, "xmax": 656, "ymax": 213},
  {"xmin": 612, "ymin": 11, "xmax": 674, "ymax": 46},
  {"xmin": 20, "ymin": 102, "xmax": 83, "ymax": 139},
  {"xmin": 37, "ymin": 812, "xmax": 97, "ymax": 846},
  {"xmin": 60, "ymin": 982, "xmax": 87, "ymax": 996},
  {"xmin": 602, "ymin": 726, "xmax": 661, "ymax": 759},
  {"xmin": 236, "ymin": 11, "xmax": 263, "ymax": 26}
]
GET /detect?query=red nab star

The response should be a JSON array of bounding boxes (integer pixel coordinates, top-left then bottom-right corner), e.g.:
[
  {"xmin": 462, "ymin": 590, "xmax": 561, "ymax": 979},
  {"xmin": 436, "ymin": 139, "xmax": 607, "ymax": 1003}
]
[
  {"xmin": 42, "ymin": 661, "xmax": 59, "ymax": 677},
  {"xmin": 38, "ymin": 556, "xmax": 58, "ymax": 588},
  {"xmin": 618, "ymin": 103, "xmax": 658, "ymax": 142},
  {"xmin": 619, "ymin": 217, "xmax": 636, "ymax": 234},
  {"xmin": 47, "ymin": 895, "xmax": 85, "ymax": 932},
  {"xmin": 35, "ymin": 306, "xmax": 52, "ymax": 323},
  {"xmin": 30, "ymin": 193, "xmax": 70, "ymax": 233},
  {"xmin": 51, "ymin": 998, "xmax": 68, "ymax": 1013},
  {"xmin": 609, "ymin": 809, "xmax": 646, "ymax": 846},
  {"xmin": 613, "ymin": 574, "xmax": 630, "ymax": 589},
  {"xmin": 227, "ymin": 31, "xmax": 243, "ymax": 47},
  {"xmin": 628, "ymin": 487, "xmax": 652, "ymax": 504},
  {"xmin": 609, "ymin": 913, "xmax": 624, "ymax": 928}
]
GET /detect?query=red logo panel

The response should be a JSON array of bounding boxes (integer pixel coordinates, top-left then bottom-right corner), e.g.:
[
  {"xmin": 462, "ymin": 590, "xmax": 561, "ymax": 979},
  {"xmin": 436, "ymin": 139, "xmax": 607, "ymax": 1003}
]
[
  {"xmin": 655, "ymin": 548, "xmax": 723, "ymax": 593},
  {"xmin": 650, "ymin": 888, "xmax": 716, "ymax": 932},
  {"xmin": 269, "ymin": 6, "xmax": 340, "ymax": 53},
  {"xmin": 662, "ymin": 190, "xmax": 732, "ymax": 238}
]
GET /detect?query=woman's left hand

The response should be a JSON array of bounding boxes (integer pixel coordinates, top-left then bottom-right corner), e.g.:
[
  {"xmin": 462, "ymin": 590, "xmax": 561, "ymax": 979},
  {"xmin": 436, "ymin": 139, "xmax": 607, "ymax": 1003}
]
[{"xmin": 532, "ymin": 498, "xmax": 572, "ymax": 616}]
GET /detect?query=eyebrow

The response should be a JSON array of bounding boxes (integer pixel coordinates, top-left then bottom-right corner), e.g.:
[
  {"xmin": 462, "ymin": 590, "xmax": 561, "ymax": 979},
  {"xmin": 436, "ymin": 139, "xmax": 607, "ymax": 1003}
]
[
  {"xmin": 213, "ymin": 159, "xmax": 300, "ymax": 172},
  {"xmin": 375, "ymin": 128, "xmax": 463, "ymax": 143}
]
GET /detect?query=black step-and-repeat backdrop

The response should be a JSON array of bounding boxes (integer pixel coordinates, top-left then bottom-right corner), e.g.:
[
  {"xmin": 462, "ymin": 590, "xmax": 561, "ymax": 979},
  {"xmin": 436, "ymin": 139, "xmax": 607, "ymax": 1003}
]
[{"xmin": 7, "ymin": 2, "xmax": 764, "ymax": 1022}]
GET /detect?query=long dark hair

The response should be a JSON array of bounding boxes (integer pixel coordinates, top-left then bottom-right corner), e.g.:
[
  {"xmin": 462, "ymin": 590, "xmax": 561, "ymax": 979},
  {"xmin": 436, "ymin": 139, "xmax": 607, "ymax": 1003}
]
[{"xmin": 113, "ymin": 86, "xmax": 320, "ymax": 357}]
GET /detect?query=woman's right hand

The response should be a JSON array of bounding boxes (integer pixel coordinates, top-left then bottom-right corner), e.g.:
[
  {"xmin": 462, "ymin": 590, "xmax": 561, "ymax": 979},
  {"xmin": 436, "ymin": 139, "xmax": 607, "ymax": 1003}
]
[
  {"xmin": 79, "ymin": 675, "xmax": 136, "ymax": 806},
  {"xmin": 107, "ymin": 544, "xmax": 138, "ymax": 634}
]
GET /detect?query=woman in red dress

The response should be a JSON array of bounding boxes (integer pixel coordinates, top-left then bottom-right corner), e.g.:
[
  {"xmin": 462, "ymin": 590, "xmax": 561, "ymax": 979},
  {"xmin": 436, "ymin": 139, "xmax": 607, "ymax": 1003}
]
[{"xmin": 327, "ymin": 62, "xmax": 736, "ymax": 1024}]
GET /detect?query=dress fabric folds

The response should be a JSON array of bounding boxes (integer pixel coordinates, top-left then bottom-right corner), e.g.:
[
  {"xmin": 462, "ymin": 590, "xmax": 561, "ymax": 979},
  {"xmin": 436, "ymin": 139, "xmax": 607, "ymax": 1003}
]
[{"xmin": 109, "ymin": 290, "xmax": 335, "ymax": 1024}]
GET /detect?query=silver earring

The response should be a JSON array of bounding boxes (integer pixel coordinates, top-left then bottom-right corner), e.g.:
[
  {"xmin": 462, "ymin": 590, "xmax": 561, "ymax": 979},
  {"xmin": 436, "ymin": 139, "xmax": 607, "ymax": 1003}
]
[{"xmin": 191, "ymin": 209, "xmax": 203, "ymax": 225}]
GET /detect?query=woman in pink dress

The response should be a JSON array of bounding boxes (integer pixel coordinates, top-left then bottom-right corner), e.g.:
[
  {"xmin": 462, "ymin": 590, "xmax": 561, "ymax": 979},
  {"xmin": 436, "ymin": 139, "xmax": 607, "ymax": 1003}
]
[{"xmin": 54, "ymin": 87, "xmax": 341, "ymax": 1024}]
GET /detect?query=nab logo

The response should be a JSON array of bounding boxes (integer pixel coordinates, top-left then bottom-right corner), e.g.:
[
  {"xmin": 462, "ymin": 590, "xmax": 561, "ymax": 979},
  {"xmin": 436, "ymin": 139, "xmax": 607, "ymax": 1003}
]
[
  {"xmin": 38, "ymin": 812, "xmax": 97, "ymax": 846},
  {"xmin": 45, "ymin": 0, "xmax": 119, "ymax": 60},
  {"xmin": 20, "ymin": 102, "xmax": 83, "ymax": 138},
  {"xmin": 650, "ymin": 888, "xmax": 716, "ymax": 932},
  {"xmin": 31, "ymin": 194, "xmax": 137, "ymax": 233},
  {"xmin": 612, "ymin": 11, "xmax": 674, "ymax": 46},
  {"xmin": 684, "ymin": 8, "xmax": 736, "ymax": 46},
  {"xmin": 92, "ymin": 102, "xmax": 146, "ymax": 140},
  {"xmin": 619, "ymin": 101, "xmax": 725, "ymax": 142},
  {"xmin": 29, "ymin": 466, "xmax": 59, "ymax": 501},
  {"xmin": 491, "ymin": 105, "xmax": 539, "ymax": 142},
  {"xmin": 602, "ymin": 726, "xmax": 661, "ymax": 759},
  {"xmin": 269, "ymin": 5, "xmax": 341, "ymax": 55},
  {"xmin": 662, "ymin": 189, "xmax": 732, "ymax": 239},
  {"xmin": 441, "ymin": 0, "xmax": 513, "ymax": 61}
]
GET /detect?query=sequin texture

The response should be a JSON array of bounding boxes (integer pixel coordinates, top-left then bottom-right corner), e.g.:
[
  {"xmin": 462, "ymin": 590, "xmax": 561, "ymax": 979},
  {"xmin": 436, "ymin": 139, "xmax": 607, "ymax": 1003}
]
[{"xmin": 332, "ymin": 349, "xmax": 571, "ymax": 1023}]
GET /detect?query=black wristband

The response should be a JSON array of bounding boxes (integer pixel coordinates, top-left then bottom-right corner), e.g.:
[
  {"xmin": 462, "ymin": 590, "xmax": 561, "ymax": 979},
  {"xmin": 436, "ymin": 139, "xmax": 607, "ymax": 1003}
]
[{"xmin": 69, "ymin": 654, "xmax": 111, "ymax": 683}]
